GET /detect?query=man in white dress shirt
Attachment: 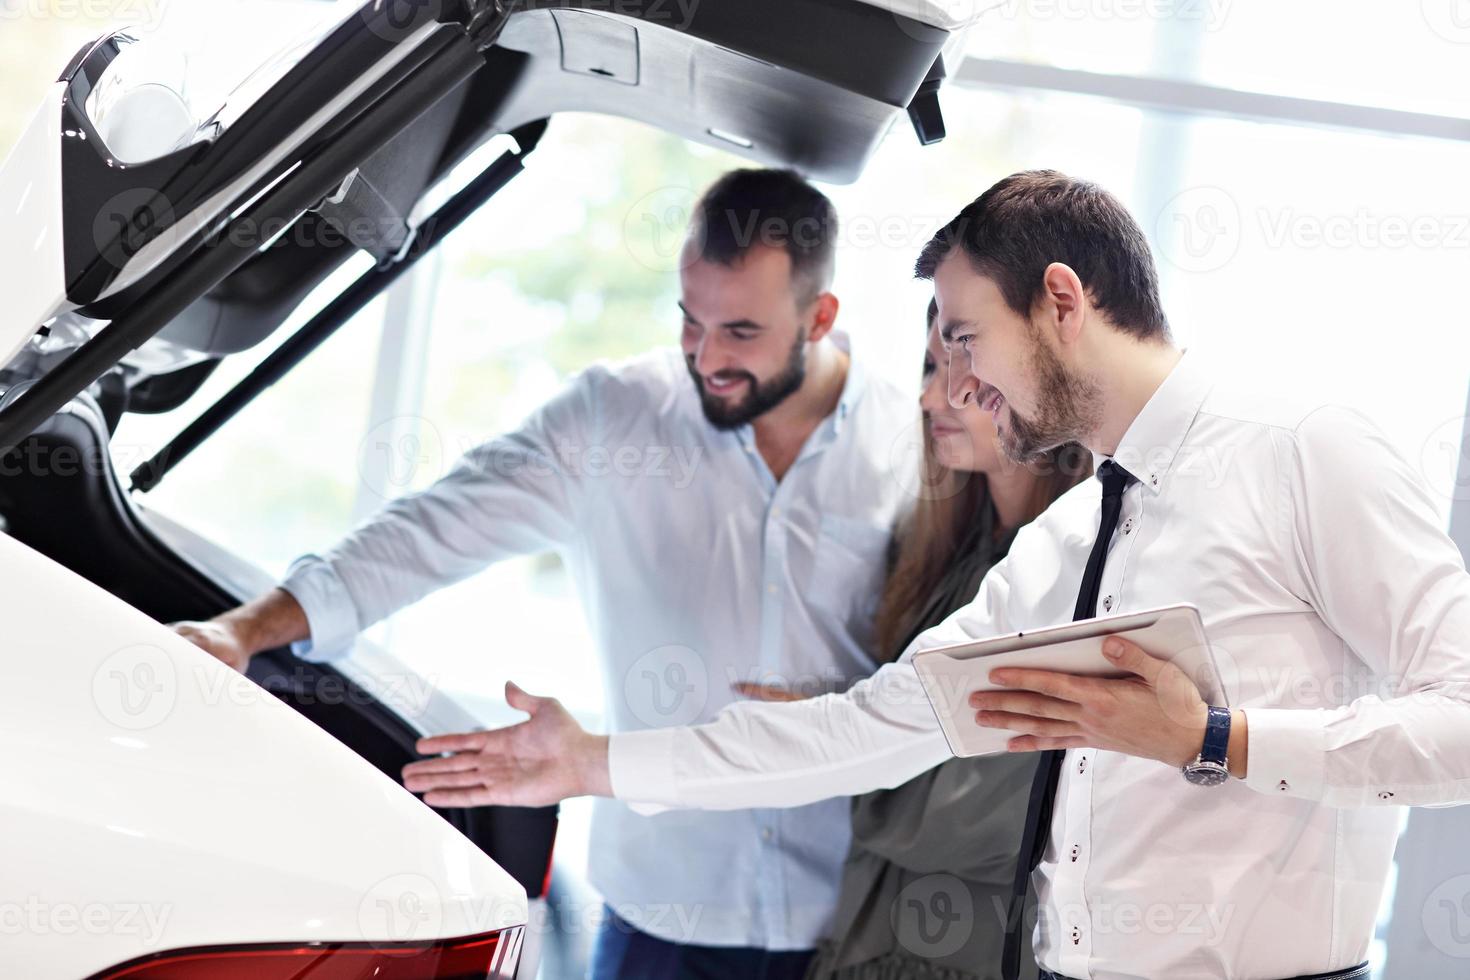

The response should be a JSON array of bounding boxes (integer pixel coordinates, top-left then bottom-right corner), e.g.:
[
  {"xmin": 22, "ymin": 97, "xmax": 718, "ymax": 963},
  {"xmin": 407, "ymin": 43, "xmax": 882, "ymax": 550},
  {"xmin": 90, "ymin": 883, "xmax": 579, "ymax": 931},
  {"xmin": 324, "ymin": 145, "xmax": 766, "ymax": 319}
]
[
  {"xmin": 173, "ymin": 168, "xmax": 920, "ymax": 979},
  {"xmin": 406, "ymin": 171, "xmax": 1470, "ymax": 980}
]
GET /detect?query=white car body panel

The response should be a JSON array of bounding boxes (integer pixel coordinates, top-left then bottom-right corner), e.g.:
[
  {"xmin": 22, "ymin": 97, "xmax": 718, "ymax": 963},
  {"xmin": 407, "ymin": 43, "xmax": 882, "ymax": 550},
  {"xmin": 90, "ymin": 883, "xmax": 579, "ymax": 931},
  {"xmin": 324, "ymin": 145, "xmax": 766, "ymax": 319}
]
[
  {"xmin": 0, "ymin": 531, "xmax": 526, "ymax": 978},
  {"xmin": 0, "ymin": 84, "xmax": 71, "ymax": 374},
  {"xmin": 136, "ymin": 503, "xmax": 551, "ymax": 974}
]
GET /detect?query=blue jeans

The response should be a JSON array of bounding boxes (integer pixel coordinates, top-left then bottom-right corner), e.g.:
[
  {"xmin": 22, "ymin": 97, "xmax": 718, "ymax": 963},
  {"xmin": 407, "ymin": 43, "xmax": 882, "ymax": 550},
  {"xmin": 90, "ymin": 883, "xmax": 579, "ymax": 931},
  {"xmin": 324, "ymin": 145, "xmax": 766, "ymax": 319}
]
[{"xmin": 590, "ymin": 907, "xmax": 816, "ymax": 980}]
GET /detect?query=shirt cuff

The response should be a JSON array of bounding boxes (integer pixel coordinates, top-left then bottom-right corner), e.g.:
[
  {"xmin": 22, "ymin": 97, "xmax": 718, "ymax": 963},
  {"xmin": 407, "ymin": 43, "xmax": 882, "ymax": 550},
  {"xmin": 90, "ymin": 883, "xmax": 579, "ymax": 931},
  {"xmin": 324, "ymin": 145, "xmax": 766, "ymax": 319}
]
[
  {"xmin": 278, "ymin": 555, "xmax": 360, "ymax": 662},
  {"xmin": 1241, "ymin": 706, "xmax": 1328, "ymax": 802},
  {"xmin": 607, "ymin": 728, "xmax": 679, "ymax": 816}
]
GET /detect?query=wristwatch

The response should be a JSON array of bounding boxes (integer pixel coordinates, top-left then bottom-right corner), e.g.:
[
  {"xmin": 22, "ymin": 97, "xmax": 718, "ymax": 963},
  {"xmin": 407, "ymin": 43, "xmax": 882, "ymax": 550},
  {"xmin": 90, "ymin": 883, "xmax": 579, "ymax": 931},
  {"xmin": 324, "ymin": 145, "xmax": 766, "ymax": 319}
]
[{"xmin": 1182, "ymin": 705, "xmax": 1232, "ymax": 787}]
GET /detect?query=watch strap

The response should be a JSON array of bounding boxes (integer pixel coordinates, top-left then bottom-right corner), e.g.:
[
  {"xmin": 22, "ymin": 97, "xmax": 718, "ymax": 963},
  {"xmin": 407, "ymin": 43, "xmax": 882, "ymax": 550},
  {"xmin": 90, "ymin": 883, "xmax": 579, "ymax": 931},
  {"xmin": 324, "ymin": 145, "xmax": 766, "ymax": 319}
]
[{"xmin": 1200, "ymin": 705, "xmax": 1231, "ymax": 765}]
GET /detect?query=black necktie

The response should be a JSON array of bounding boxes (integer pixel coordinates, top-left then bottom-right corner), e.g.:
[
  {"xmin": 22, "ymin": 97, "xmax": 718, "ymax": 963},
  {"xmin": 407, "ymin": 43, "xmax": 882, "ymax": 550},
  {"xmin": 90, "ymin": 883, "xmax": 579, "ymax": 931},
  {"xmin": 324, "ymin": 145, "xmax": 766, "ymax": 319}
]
[{"xmin": 1000, "ymin": 459, "xmax": 1136, "ymax": 980}]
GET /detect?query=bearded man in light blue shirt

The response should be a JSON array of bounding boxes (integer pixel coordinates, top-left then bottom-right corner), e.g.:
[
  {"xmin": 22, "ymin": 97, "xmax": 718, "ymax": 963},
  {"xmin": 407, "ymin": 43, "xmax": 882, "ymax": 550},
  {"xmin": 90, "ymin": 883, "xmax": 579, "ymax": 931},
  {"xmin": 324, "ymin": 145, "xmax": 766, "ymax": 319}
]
[{"xmin": 174, "ymin": 167, "xmax": 919, "ymax": 979}]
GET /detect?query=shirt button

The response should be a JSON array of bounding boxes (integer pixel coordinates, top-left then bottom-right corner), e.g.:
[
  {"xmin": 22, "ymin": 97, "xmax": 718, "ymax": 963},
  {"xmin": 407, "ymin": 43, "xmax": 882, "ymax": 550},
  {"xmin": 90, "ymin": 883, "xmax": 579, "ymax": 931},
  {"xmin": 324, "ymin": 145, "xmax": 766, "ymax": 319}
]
[
  {"xmin": 1071, "ymin": 926, "xmax": 1082, "ymax": 946},
  {"xmin": 766, "ymin": 584, "xmax": 777, "ymax": 595},
  {"xmin": 761, "ymin": 827, "xmax": 774, "ymax": 842},
  {"xmin": 1123, "ymin": 518, "xmax": 1134, "ymax": 535},
  {"xmin": 1278, "ymin": 780, "xmax": 1290, "ymax": 792},
  {"xmin": 1103, "ymin": 595, "xmax": 1114, "ymax": 612},
  {"xmin": 1077, "ymin": 756, "xmax": 1088, "ymax": 774},
  {"xmin": 770, "ymin": 507, "xmax": 781, "ymax": 519},
  {"xmin": 1069, "ymin": 844, "xmax": 1080, "ymax": 863}
]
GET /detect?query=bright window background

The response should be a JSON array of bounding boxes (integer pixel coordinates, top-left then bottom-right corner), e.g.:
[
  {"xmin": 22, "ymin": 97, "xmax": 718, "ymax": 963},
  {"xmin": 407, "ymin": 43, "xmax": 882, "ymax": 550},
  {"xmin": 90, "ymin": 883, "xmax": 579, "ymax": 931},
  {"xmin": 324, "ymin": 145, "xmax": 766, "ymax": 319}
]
[
  {"xmin": 963, "ymin": 0, "xmax": 1470, "ymax": 117},
  {"xmin": 5, "ymin": 1, "xmax": 1469, "ymax": 975}
]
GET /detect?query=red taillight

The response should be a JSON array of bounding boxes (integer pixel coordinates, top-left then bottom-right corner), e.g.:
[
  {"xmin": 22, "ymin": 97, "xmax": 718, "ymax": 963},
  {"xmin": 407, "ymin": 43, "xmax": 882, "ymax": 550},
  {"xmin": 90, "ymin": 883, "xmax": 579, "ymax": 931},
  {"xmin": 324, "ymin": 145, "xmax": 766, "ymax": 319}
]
[{"xmin": 86, "ymin": 927, "xmax": 523, "ymax": 980}]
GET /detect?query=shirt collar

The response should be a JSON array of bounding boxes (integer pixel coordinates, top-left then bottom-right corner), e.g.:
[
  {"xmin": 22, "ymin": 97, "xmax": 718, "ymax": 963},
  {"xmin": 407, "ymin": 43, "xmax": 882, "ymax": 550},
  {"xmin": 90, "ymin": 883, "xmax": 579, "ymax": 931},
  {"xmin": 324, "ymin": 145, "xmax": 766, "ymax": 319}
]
[
  {"xmin": 1090, "ymin": 348, "xmax": 1213, "ymax": 495},
  {"xmin": 828, "ymin": 329, "xmax": 864, "ymax": 438}
]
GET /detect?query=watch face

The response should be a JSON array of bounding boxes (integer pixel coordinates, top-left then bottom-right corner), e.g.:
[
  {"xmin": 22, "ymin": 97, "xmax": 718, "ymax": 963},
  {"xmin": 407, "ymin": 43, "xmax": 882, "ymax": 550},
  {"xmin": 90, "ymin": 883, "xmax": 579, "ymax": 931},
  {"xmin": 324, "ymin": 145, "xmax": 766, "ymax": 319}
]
[{"xmin": 1184, "ymin": 763, "xmax": 1230, "ymax": 787}]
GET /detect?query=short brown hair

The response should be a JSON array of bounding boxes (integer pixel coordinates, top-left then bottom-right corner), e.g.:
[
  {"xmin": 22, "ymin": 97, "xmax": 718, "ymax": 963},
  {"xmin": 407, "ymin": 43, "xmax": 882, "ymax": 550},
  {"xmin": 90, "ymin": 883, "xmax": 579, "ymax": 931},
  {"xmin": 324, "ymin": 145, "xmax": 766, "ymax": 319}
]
[
  {"xmin": 915, "ymin": 171, "xmax": 1170, "ymax": 341},
  {"xmin": 692, "ymin": 168, "xmax": 837, "ymax": 302}
]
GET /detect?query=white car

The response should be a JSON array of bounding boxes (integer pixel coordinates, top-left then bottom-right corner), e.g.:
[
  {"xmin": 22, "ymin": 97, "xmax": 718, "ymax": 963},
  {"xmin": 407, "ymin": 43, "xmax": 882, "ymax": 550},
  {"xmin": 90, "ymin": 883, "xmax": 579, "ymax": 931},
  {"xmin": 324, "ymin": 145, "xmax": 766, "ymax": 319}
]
[{"xmin": 0, "ymin": 1, "xmax": 973, "ymax": 975}]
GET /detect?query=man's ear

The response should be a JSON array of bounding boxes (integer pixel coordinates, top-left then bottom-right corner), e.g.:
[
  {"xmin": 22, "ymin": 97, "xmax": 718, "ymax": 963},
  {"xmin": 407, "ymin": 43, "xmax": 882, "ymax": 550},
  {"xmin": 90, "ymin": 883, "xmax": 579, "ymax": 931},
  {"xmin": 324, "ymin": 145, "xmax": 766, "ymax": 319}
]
[
  {"xmin": 1040, "ymin": 263, "xmax": 1086, "ymax": 346},
  {"xmin": 807, "ymin": 292, "xmax": 840, "ymax": 343}
]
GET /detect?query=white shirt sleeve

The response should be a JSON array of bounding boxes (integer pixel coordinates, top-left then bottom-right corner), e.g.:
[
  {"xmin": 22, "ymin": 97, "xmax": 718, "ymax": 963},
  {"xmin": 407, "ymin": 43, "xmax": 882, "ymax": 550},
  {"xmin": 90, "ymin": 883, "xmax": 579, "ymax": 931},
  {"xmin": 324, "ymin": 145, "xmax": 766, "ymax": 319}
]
[
  {"xmin": 1243, "ymin": 405, "xmax": 1470, "ymax": 806},
  {"xmin": 609, "ymin": 552, "xmax": 1019, "ymax": 813},
  {"xmin": 279, "ymin": 367, "xmax": 602, "ymax": 660}
]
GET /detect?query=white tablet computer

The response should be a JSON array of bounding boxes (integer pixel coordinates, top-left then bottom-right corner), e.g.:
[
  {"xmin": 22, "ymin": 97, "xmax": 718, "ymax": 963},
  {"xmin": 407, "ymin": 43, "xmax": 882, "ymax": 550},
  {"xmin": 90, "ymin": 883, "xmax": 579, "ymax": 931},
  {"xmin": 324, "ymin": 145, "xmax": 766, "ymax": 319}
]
[{"xmin": 910, "ymin": 603, "xmax": 1225, "ymax": 759}]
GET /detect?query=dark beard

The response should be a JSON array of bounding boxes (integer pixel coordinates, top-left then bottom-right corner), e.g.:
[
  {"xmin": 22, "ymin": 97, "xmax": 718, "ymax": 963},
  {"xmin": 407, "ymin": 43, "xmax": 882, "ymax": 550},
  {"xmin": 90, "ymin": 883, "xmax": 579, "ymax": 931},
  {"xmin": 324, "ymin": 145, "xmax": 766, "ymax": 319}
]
[
  {"xmin": 998, "ymin": 321, "xmax": 1100, "ymax": 462},
  {"xmin": 687, "ymin": 328, "xmax": 808, "ymax": 430}
]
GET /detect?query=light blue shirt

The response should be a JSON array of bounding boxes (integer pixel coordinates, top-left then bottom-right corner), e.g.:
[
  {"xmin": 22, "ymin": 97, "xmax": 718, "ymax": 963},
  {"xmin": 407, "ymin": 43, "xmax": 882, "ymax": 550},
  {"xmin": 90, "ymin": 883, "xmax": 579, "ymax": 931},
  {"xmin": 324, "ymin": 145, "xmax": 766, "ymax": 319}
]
[{"xmin": 280, "ymin": 336, "xmax": 919, "ymax": 948}]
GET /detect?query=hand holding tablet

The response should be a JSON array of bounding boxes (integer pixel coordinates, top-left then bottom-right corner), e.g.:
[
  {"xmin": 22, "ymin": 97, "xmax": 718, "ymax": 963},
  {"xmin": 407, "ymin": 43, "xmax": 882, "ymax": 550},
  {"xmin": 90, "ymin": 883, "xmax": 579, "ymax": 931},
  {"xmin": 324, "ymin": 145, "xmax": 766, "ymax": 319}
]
[{"xmin": 911, "ymin": 604, "xmax": 1226, "ymax": 759}]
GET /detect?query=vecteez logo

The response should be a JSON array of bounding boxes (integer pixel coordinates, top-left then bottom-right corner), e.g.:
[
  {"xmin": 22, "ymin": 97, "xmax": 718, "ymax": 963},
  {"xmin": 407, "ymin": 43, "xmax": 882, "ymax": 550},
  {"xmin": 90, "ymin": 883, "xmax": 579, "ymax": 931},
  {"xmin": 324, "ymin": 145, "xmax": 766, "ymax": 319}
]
[
  {"xmin": 624, "ymin": 644, "xmax": 709, "ymax": 726},
  {"xmin": 1154, "ymin": 187, "xmax": 1241, "ymax": 274},
  {"xmin": 92, "ymin": 643, "xmax": 178, "ymax": 730}
]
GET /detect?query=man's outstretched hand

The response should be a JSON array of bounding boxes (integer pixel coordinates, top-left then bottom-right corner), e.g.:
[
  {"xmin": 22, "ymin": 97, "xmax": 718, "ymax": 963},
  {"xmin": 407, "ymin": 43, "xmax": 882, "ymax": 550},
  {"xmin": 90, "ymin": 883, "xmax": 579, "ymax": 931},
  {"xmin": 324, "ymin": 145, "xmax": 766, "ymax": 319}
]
[{"xmin": 402, "ymin": 681, "xmax": 612, "ymax": 808}]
